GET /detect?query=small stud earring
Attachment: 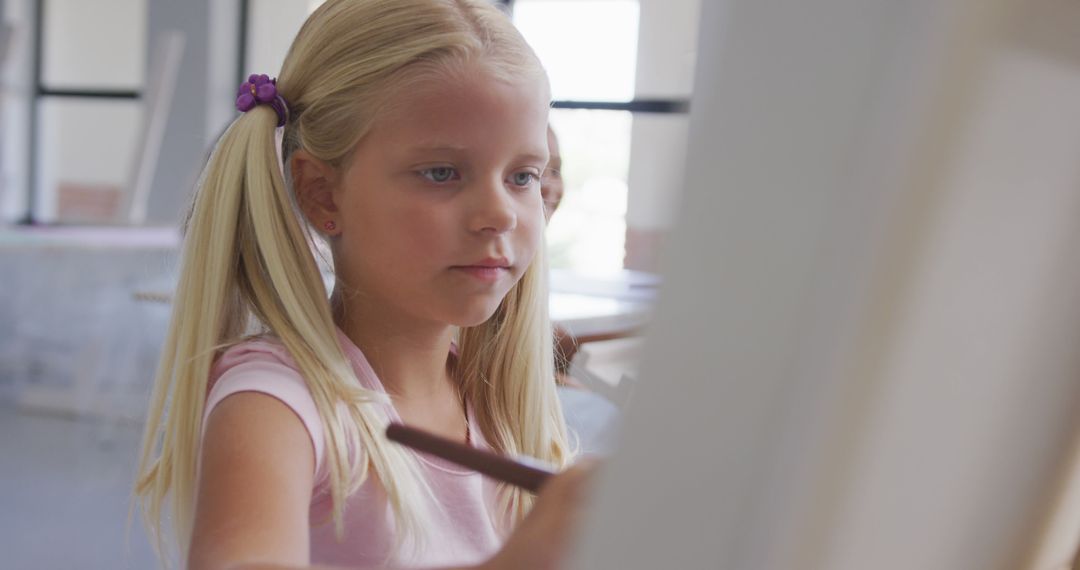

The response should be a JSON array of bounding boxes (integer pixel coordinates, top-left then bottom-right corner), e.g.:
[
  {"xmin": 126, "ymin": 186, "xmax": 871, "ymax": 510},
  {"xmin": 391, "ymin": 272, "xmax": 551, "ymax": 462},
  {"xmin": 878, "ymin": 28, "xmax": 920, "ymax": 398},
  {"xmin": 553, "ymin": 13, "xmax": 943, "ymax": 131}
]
[{"xmin": 323, "ymin": 220, "xmax": 336, "ymax": 232}]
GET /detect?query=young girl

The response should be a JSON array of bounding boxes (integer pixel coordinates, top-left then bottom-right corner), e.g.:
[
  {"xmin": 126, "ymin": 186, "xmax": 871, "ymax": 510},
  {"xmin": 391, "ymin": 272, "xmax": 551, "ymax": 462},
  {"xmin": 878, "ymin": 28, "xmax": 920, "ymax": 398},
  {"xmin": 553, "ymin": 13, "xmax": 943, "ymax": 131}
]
[{"xmin": 133, "ymin": 1, "xmax": 595, "ymax": 568}]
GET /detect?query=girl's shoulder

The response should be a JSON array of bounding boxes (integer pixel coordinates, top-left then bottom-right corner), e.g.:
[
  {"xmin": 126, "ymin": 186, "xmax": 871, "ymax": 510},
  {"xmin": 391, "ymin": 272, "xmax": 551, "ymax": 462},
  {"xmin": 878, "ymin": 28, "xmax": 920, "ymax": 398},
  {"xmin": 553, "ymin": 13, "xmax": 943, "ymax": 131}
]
[
  {"xmin": 203, "ymin": 333, "xmax": 330, "ymax": 487},
  {"xmin": 210, "ymin": 333, "xmax": 299, "ymax": 383}
]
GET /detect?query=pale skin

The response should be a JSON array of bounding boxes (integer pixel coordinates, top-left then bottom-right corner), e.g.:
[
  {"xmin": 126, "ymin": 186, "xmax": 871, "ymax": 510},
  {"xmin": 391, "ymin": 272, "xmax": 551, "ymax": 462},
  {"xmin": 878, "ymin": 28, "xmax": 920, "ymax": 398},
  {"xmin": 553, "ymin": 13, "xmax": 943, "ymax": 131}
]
[{"xmin": 189, "ymin": 63, "xmax": 597, "ymax": 570}]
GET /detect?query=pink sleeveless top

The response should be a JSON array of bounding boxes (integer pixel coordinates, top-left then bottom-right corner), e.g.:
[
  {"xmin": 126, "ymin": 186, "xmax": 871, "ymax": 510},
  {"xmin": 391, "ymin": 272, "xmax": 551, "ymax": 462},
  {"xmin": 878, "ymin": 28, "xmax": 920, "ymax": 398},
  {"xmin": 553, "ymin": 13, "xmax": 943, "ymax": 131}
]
[{"xmin": 199, "ymin": 329, "xmax": 506, "ymax": 568}]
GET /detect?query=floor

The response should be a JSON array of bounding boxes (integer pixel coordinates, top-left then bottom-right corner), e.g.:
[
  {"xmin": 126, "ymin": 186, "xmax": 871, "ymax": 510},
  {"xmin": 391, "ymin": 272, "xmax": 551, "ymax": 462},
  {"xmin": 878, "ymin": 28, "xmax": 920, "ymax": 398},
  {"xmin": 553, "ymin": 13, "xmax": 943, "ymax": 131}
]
[{"xmin": 0, "ymin": 406, "xmax": 165, "ymax": 569}]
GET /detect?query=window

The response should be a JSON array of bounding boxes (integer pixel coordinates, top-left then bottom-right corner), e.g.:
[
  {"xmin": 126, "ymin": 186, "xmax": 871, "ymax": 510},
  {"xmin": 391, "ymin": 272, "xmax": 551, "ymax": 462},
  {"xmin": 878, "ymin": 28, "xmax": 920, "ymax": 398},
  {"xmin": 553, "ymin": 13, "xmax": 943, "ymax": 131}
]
[
  {"xmin": 512, "ymin": 0, "xmax": 639, "ymax": 103},
  {"xmin": 7, "ymin": 0, "xmax": 698, "ymax": 242},
  {"xmin": 545, "ymin": 108, "xmax": 632, "ymax": 273},
  {"xmin": 512, "ymin": 0, "xmax": 696, "ymax": 273},
  {"xmin": 512, "ymin": 1, "xmax": 638, "ymax": 274},
  {"xmin": 31, "ymin": 0, "xmax": 147, "ymax": 224}
]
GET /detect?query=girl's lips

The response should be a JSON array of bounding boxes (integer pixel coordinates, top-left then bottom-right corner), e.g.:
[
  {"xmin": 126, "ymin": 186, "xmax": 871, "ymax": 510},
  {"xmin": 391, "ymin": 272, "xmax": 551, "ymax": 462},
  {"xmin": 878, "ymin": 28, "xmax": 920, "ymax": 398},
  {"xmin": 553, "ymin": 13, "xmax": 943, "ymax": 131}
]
[{"xmin": 452, "ymin": 265, "xmax": 510, "ymax": 282}]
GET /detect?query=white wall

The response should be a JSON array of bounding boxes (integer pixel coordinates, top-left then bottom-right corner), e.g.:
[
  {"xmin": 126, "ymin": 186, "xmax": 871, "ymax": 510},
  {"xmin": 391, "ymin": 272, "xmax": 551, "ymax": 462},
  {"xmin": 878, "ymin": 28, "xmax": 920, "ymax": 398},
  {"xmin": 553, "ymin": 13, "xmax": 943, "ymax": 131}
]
[
  {"xmin": 622, "ymin": 0, "xmax": 698, "ymax": 269},
  {"xmin": 246, "ymin": 0, "xmax": 311, "ymax": 79},
  {"xmin": 625, "ymin": 0, "xmax": 698, "ymax": 232}
]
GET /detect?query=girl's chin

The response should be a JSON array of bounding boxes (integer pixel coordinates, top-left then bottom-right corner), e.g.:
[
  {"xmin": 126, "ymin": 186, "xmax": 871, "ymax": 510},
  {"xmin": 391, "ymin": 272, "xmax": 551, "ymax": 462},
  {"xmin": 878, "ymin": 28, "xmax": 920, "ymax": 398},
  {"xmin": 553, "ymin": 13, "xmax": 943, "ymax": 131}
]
[{"xmin": 447, "ymin": 299, "xmax": 506, "ymax": 328}]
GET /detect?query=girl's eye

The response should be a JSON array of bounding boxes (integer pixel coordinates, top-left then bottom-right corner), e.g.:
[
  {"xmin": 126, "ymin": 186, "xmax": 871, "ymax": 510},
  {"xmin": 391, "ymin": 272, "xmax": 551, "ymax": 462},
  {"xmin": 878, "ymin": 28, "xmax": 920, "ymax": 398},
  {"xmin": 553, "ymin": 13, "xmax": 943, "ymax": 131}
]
[
  {"xmin": 511, "ymin": 171, "xmax": 539, "ymax": 187},
  {"xmin": 420, "ymin": 167, "xmax": 457, "ymax": 183}
]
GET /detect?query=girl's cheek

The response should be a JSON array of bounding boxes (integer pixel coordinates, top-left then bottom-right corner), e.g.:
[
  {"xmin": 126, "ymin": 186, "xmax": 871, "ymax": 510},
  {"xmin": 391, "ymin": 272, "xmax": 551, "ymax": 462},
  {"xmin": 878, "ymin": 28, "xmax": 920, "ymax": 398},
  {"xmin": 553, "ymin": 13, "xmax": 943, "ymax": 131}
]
[
  {"xmin": 515, "ymin": 203, "xmax": 538, "ymax": 233},
  {"xmin": 519, "ymin": 215, "xmax": 544, "ymax": 258}
]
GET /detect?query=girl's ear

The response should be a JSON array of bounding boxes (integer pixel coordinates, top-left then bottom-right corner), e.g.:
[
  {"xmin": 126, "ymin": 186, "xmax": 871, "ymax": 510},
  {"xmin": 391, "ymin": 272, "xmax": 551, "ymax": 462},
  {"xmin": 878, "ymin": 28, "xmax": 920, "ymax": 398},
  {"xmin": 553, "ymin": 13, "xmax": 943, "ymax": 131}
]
[{"xmin": 290, "ymin": 150, "xmax": 341, "ymax": 233}]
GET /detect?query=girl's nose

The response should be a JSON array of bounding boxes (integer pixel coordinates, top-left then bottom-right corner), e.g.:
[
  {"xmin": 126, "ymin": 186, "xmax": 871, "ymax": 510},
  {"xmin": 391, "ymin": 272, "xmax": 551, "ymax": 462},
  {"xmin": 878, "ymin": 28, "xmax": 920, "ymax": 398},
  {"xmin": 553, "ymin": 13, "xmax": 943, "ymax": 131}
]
[{"xmin": 468, "ymin": 179, "xmax": 518, "ymax": 235}]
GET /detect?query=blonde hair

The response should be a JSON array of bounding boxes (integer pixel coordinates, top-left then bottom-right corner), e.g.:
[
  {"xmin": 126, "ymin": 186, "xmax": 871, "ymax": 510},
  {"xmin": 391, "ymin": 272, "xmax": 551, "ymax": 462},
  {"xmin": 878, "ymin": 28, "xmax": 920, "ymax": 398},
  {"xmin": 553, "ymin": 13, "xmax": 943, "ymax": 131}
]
[{"xmin": 132, "ymin": 0, "xmax": 573, "ymax": 566}]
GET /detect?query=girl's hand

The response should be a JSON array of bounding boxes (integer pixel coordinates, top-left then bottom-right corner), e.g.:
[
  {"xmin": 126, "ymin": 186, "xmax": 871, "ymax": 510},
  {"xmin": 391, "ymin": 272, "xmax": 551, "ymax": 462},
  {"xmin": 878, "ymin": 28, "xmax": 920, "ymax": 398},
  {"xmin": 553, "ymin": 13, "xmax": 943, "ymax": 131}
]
[{"xmin": 482, "ymin": 459, "xmax": 602, "ymax": 570}]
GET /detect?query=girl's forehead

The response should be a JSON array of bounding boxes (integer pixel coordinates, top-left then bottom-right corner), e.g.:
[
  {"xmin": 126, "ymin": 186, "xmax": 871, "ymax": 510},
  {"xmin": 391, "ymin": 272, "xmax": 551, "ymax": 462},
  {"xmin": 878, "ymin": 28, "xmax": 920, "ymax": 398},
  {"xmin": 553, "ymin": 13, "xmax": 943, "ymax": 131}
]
[
  {"xmin": 364, "ymin": 65, "xmax": 550, "ymax": 156},
  {"xmin": 388, "ymin": 63, "xmax": 547, "ymax": 119}
]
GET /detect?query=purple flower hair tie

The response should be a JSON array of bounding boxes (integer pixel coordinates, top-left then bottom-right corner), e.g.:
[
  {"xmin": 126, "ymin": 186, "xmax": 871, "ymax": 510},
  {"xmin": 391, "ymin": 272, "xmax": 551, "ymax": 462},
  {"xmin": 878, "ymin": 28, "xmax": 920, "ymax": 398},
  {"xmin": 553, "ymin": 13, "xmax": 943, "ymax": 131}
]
[{"xmin": 236, "ymin": 73, "xmax": 289, "ymax": 127}]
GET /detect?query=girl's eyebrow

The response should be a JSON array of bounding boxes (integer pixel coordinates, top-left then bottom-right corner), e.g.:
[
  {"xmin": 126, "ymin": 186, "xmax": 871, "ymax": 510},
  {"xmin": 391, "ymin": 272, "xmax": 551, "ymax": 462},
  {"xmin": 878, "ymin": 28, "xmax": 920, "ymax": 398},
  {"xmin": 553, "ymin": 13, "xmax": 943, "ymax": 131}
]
[
  {"xmin": 408, "ymin": 144, "xmax": 468, "ymax": 154},
  {"xmin": 406, "ymin": 145, "xmax": 549, "ymax": 164},
  {"xmin": 517, "ymin": 152, "xmax": 549, "ymax": 163}
]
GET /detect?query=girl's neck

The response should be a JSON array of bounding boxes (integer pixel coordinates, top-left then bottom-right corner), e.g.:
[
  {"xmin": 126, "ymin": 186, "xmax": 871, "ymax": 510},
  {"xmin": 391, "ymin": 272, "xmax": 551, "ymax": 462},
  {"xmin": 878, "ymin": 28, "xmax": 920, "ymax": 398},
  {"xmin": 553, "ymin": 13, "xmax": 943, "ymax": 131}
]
[{"xmin": 331, "ymin": 290, "xmax": 457, "ymax": 402}]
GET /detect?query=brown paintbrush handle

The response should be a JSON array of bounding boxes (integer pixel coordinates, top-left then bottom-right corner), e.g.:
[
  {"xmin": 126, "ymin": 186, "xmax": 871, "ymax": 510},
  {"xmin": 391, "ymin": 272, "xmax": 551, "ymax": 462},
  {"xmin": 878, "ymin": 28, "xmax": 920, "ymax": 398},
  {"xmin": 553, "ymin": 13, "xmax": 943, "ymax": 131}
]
[{"xmin": 386, "ymin": 422, "xmax": 554, "ymax": 493}]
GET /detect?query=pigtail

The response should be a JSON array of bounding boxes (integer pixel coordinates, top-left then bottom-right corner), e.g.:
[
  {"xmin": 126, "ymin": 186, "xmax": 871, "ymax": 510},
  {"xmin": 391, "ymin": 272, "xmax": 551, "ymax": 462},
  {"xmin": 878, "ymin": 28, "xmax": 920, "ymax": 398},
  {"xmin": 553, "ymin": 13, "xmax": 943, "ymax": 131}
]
[
  {"xmin": 458, "ymin": 238, "xmax": 575, "ymax": 528},
  {"xmin": 132, "ymin": 110, "xmax": 273, "ymax": 566}
]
